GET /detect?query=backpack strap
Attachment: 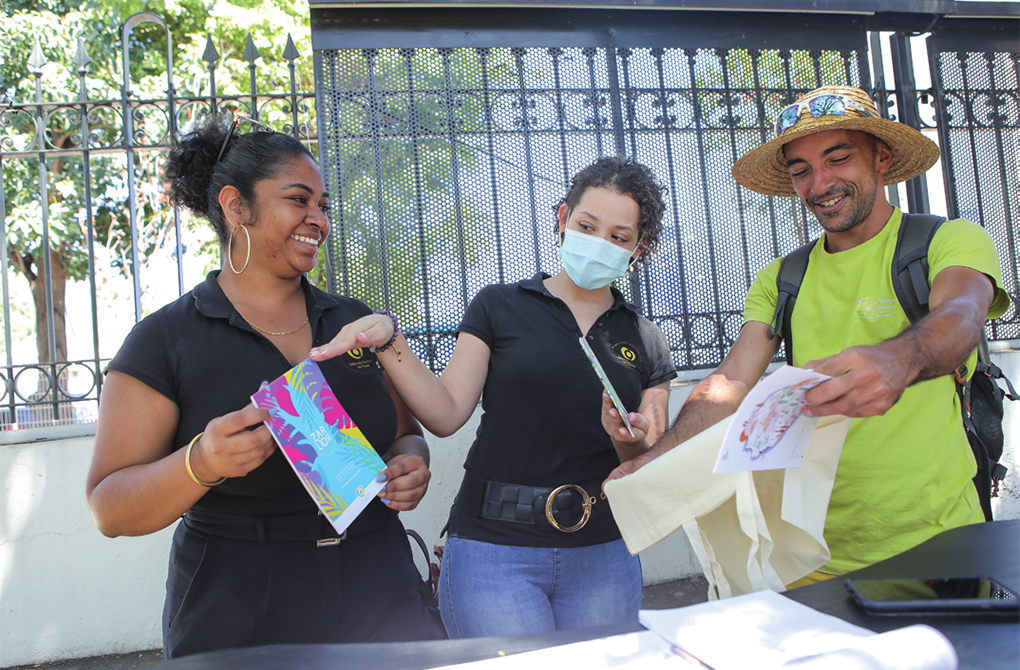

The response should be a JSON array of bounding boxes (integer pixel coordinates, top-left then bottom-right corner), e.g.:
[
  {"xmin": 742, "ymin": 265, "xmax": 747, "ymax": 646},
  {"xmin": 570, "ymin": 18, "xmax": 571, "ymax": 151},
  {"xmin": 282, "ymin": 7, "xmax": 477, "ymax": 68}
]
[
  {"xmin": 896, "ymin": 212, "xmax": 1017, "ymax": 520},
  {"xmin": 895, "ymin": 213, "xmax": 977, "ymax": 397},
  {"xmin": 891, "ymin": 212, "xmax": 946, "ymax": 324},
  {"xmin": 770, "ymin": 240, "xmax": 815, "ymax": 365}
]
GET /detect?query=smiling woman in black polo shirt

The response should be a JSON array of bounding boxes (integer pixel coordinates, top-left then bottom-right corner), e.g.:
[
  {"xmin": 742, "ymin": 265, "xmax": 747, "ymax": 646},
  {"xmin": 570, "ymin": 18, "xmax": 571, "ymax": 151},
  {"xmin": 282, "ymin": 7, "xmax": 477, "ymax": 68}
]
[
  {"xmin": 85, "ymin": 116, "xmax": 445, "ymax": 659},
  {"xmin": 312, "ymin": 157, "xmax": 677, "ymax": 638}
]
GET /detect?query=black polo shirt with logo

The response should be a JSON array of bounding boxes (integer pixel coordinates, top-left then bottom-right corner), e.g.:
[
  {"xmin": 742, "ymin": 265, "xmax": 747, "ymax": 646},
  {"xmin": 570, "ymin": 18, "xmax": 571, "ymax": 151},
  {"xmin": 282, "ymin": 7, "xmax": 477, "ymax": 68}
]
[
  {"xmin": 106, "ymin": 270, "xmax": 396, "ymax": 527},
  {"xmin": 448, "ymin": 272, "xmax": 677, "ymax": 548}
]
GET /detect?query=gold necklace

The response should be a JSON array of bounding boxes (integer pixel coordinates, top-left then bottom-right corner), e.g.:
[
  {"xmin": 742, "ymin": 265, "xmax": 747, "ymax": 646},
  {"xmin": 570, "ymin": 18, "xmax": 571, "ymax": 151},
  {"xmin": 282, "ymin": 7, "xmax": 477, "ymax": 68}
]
[{"xmin": 242, "ymin": 314, "xmax": 309, "ymax": 337}]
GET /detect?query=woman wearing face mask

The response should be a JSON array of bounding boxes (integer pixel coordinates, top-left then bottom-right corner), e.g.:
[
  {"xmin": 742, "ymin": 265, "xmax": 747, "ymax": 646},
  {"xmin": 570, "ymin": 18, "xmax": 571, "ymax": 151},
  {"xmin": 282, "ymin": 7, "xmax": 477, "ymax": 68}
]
[{"xmin": 311, "ymin": 156, "xmax": 676, "ymax": 637}]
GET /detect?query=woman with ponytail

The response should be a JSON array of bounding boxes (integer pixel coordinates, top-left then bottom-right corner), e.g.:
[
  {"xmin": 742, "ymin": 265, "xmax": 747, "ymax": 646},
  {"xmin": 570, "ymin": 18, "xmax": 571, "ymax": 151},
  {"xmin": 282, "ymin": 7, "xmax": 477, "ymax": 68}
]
[{"xmin": 86, "ymin": 116, "xmax": 445, "ymax": 659}]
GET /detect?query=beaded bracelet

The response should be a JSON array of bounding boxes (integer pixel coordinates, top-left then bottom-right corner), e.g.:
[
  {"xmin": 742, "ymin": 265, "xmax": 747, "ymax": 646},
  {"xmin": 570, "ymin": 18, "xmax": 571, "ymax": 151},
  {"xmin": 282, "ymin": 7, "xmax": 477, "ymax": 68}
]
[
  {"xmin": 370, "ymin": 310, "xmax": 402, "ymax": 362},
  {"xmin": 185, "ymin": 432, "xmax": 227, "ymax": 487}
]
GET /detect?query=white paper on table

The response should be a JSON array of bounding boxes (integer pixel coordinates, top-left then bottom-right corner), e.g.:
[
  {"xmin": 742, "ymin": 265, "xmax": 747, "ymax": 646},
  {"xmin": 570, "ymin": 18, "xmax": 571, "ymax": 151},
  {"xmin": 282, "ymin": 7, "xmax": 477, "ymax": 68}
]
[
  {"xmin": 439, "ymin": 630, "xmax": 693, "ymax": 669},
  {"xmin": 640, "ymin": 590, "xmax": 958, "ymax": 670},
  {"xmin": 714, "ymin": 365, "xmax": 830, "ymax": 474}
]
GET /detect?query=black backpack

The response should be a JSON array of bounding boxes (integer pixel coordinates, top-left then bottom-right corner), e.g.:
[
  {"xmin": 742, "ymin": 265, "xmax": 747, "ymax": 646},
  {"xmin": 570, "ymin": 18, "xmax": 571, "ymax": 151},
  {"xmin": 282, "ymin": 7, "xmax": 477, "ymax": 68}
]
[{"xmin": 768, "ymin": 212, "xmax": 1016, "ymax": 522}]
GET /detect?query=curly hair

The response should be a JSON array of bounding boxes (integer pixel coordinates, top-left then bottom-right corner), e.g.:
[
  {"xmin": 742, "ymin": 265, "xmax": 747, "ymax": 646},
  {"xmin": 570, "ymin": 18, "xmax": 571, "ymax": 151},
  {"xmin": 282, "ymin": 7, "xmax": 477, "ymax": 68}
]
[
  {"xmin": 552, "ymin": 156, "xmax": 667, "ymax": 266},
  {"xmin": 163, "ymin": 116, "xmax": 313, "ymax": 247}
]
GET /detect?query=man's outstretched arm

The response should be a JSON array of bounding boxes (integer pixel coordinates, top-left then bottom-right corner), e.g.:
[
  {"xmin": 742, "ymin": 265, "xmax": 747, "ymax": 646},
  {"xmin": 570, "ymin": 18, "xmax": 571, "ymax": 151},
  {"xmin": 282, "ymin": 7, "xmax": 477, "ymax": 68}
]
[{"xmin": 606, "ymin": 321, "xmax": 779, "ymax": 481}]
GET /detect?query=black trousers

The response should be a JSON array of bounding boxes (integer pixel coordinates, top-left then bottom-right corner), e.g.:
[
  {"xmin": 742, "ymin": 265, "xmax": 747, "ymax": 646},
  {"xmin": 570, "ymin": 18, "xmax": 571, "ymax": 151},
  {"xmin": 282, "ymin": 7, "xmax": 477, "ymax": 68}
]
[{"xmin": 163, "ymin": 512, "xmax": 446, "ymax": 659}]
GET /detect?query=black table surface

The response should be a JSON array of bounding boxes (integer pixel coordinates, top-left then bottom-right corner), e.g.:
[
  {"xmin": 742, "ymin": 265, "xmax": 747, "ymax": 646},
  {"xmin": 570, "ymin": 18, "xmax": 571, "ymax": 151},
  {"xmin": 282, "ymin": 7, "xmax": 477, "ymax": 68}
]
[
  {"xmin": 784, "ymin": 519, "xmax": 1019, "ymax": 670},
  {"xmin": 160, "ymin": 621, "xmax": 642, "ymax": 670},
  {"xmin": 163, "ymin": 520, "xmax": 1019, "ymax": 670}
]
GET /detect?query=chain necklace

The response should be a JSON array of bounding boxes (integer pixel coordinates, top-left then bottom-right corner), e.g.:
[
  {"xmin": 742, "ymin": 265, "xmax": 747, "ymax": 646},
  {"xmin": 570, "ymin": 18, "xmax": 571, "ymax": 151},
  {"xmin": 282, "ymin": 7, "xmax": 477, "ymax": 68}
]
[{"xmin": 242, "ymin": 314, "xmax": 309, "ymax": 337}]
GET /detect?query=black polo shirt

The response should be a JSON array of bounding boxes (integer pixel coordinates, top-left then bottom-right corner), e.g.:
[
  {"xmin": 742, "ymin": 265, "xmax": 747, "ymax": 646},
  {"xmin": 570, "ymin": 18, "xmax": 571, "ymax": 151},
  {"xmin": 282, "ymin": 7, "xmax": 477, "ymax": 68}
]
[
  {"xmin": 449, "ymin": 272, "xmax": 677, "ymax": 548},
  {"xmin": 106, "ymin": 271, "xmax": 397, "ymax": 524}
]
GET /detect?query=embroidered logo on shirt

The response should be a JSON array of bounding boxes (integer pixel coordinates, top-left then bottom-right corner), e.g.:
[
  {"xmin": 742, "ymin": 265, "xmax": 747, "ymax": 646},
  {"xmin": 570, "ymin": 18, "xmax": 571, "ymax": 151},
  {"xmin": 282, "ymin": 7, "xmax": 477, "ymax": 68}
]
[
  {"xmin": 340, "ymin": 347, "xmax": 378, "ymax": 374},
  {"xmin": 855, "ymin": 297, "xmax": 900, "ymax": 319},
  {"xmin": 611, "ymin": 342, "xmax": 640, "ymax": 369}
]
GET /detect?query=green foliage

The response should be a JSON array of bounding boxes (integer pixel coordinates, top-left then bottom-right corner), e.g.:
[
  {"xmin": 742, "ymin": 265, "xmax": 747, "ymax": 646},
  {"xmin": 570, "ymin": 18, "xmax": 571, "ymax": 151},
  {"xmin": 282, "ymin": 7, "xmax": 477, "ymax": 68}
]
[
  {"xmin": 1, "ymin": 1, "xmax": 320, "ymax": 367},
  {"xmin": 2, "ymin": 0, "xmax": 318, "ymax": 279},
  {"xmin": 324, "ymin": 47, "xmax": 515, "ymax": 321},
  {"xmin": 0, "ymin": 273, "xmax": 34, "ymax": 358},
  {"xmin": 2, "ymin": 1, "xmax": 500, "ymax": 356}
]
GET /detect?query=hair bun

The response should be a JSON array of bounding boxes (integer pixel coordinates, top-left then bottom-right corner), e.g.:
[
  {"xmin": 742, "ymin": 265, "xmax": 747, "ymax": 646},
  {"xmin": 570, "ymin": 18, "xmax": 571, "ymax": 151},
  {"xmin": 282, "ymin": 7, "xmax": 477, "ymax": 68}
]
[{"xmin": 163, "ymin": 119, "xmax": 231, "ymax": 218}]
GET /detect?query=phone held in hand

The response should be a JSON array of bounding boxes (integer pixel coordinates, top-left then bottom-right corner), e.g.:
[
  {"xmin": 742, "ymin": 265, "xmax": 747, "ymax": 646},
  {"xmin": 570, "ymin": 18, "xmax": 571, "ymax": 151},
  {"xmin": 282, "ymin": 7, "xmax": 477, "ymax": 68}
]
[
  {"xmin": 845, "ymin": 576, "xmax": 1020, "ymax": 615},
  {"xmin": 578, "ymin": 336, "xmax": 635, "ymax": 438}
]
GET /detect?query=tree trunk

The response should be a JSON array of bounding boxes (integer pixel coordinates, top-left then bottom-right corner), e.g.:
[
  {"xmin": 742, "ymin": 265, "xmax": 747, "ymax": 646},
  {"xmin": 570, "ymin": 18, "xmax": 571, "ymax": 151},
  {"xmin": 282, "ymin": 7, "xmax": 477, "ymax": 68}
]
[{"xmin": 28, "ymin": 248, "xmax": 73, "ymax": 426}]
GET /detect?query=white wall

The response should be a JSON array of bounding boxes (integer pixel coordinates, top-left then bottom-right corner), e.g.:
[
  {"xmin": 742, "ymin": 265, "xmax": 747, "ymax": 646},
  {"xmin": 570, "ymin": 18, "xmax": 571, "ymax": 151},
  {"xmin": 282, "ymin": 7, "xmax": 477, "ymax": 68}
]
[
  {"xmin": 1, "ymin": 350, "xmax": 1017, "ymax": 667},
  {"xmin": 0, "ymin": 436, "xmax": 174, "ymax": 667}
]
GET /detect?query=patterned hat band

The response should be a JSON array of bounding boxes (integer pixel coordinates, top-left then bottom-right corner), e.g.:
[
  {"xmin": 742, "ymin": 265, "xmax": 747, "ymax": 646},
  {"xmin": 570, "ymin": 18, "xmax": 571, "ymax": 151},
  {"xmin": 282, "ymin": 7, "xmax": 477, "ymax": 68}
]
[{"xmin": 732, "ymin": 85, "xmax": 940, "ymax": 197}]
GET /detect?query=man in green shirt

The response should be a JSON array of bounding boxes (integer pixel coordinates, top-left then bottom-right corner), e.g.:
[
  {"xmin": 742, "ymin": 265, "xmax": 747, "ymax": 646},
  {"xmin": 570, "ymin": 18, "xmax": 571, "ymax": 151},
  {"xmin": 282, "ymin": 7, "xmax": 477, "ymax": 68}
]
[{"xmin": 605, "ymin": 85, "xmax": 1010, "ymax": 584}]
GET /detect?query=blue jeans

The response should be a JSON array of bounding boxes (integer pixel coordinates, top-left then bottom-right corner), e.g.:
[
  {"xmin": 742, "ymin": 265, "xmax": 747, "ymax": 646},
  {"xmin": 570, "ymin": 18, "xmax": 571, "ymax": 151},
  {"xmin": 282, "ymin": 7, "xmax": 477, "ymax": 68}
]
[{"xmin": 438, "ymin": 534, "xmax": 642, "ymax": 638}]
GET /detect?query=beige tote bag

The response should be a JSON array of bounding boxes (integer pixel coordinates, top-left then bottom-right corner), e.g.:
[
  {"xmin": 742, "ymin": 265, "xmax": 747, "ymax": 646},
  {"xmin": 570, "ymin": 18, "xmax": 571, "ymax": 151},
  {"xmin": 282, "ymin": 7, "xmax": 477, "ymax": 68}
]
[{"xmin": 605, "ymin": 414, "xmax": 851, "ymax": 599}]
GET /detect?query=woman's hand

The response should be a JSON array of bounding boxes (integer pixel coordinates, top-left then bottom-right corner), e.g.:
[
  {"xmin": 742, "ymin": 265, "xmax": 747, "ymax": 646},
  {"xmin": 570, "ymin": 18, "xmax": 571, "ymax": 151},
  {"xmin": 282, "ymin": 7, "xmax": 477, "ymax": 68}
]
[
  {"xmin": 377, "ymin": 453, "xmax": 431, "ymax": 511},
  {"xmin": 88, "ymin": 373, "xmax": 278, "ymax": 537},
  {"xmin": 602, "ymin": 381, "xmax": 669, "ymax": 478},
  {"xmin": 310, "ymin": 313, "xmax": 394, "ymax": 361},
  {"xmin": 601, "ymin": 390, "xmax": 652, "ymax": 444},
  {"xmin": 188, "ymin": 404, "xmax": 277, "ymax": 484}
]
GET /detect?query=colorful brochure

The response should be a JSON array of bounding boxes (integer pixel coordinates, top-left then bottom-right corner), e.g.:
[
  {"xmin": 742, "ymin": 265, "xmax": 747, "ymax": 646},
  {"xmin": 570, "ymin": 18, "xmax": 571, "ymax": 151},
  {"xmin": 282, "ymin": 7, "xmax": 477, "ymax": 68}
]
[
  {"xmin": 713, "ymin": 364, "xmax": 832, "ymax": 473},
  {"xmin": 579, "ymin": 336, "xmax": 636, "ymax": 437},
  {"xmin": 251, "ymin": 358, "xmax": 386, "ymax": 535}
]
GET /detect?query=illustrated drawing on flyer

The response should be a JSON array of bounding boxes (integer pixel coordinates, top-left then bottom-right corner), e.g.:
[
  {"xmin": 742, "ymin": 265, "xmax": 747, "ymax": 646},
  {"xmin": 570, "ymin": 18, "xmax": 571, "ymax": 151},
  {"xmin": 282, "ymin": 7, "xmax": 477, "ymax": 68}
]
[
  {"xmin": 251, "ymin": 358, "xmax": 387, "ymax": 535},
  {"xmin": 714, "ymin": 364, "xmax": 831, "ymax": 474}
]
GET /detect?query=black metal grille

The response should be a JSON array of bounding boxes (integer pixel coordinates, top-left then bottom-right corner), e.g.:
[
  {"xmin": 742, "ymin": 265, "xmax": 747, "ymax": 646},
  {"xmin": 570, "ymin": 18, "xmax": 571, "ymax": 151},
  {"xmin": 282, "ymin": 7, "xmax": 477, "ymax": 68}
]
[
  {"xmin": 317, "ymin": 45, "xmax": 866, "ymax": 372},
  {"xmin": 930, "ymin": 45, "xmax": 1020, "ymax": 341},
  {"xmin": 1, "ymin": 17, "xmax": 318, "ymax": 432}
]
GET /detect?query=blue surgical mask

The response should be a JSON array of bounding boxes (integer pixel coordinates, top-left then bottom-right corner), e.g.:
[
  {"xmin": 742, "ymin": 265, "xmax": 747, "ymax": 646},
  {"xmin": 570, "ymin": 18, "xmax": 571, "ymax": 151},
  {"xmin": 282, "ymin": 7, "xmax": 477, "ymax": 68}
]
[{"xmin": 559, "ymin": 228, "xmax": 635, "ymax": 290}]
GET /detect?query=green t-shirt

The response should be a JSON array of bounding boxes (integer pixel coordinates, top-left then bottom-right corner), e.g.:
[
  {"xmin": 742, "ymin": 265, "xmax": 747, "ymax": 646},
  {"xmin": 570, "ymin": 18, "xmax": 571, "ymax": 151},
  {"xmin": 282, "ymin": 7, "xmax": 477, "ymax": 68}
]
[{"xmin": 743, "ymin": 209, "xmax": 1010, "ymax": 574}]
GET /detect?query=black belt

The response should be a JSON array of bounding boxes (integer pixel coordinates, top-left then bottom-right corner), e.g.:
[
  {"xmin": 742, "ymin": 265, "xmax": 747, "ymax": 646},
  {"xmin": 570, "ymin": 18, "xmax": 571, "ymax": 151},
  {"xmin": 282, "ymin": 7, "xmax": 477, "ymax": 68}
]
[
  {"xmin": 184, "ymin": 508, "xmax": 388, "ymax": 547},
  {"xmin": 454, "ymin": 472, "xmax": 611, "ymax": 533}
]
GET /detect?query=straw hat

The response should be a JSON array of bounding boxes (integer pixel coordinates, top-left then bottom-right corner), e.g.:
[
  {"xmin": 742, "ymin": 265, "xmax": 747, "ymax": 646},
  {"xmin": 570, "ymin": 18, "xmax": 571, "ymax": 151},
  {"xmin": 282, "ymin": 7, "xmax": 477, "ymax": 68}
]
[{"xmin": 732, "ymin": 85, "xmax": 940, "ymax": 197}]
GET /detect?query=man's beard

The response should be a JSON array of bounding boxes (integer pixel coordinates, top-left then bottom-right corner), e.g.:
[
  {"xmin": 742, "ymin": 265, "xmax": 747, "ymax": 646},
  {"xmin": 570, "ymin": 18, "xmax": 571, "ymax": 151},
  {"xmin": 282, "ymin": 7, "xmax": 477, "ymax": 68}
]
[{"xmin": 810, "ymin": 179, "xmax": 878, "ymax": 234}]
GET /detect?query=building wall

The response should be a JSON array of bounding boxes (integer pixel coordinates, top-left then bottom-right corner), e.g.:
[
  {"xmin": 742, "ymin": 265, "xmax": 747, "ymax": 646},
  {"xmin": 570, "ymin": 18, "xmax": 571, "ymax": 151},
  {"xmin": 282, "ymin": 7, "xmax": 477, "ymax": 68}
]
[{"xmin": 2, "ymin": 351, "xmax": 1017, "ymax": 666}]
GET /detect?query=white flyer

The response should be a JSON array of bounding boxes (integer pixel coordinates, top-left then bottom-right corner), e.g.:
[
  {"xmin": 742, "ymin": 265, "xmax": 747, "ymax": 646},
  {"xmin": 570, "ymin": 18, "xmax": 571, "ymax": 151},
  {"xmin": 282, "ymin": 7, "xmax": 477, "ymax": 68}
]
[{"xmin": 713, "ymin": 365, "xmax": 831, "ymax": 473}]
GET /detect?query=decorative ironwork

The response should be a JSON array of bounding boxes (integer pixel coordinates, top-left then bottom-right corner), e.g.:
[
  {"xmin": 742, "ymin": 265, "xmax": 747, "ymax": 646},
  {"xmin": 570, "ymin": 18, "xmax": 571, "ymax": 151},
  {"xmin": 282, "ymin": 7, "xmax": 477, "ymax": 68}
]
[
  {"xmin": 316, "ymin": 43, "xmax": 869, "ymax": 372},
  {"xmin": 4, "ymin": 10, "xmax": 1018, "ymax": 436},
  {"xmin": 930, "ymin": 44, "xmax": 1020, "ymax": 341},
  {"xmin": 1, "ymin": 15, "xmax": 318, "ymax": 432}
]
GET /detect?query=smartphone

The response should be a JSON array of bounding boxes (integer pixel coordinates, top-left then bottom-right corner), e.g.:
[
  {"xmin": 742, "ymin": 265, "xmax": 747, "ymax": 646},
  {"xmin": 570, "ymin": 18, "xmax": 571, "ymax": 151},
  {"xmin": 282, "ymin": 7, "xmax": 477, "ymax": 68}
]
[
  {"xmin": 578, "ymin": 337, "xmax": 635, "ymax": 437},
  {"xmin": 845, "ymin": 576, "xmax": 1020, "ymax": 615}
]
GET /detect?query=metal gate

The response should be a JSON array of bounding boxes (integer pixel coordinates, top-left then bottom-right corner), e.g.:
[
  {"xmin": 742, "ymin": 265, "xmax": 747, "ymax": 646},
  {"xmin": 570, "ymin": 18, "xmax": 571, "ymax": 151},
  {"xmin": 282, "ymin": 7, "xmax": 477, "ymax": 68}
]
[
  {"xmin": 930, "ymin": 27, "xmax": 1019, "ymax": 342},
  {"xmin": 313, "ymin": 8, "xmax": 877, "ymax": 373}
]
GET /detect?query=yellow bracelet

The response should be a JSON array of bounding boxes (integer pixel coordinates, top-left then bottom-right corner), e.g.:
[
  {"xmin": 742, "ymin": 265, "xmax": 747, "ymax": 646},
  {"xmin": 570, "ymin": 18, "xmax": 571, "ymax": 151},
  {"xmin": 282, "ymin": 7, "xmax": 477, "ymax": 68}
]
[{"xmin": 185, "ymin": 432, "xmax": 226, "ymax": 487}]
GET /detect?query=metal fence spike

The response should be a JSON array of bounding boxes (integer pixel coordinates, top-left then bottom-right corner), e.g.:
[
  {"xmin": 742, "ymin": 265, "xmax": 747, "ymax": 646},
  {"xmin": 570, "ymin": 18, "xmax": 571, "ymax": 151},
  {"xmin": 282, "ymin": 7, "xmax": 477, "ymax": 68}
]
[
  {"xmin": 283, "ymin": 34, "xmax": 299, "ymax": 62},
  {"xmin": 28, "ymin": 38, "xmax": 47, "ymax": 74},
  {"xmin": 242, "ymin": 34, "xmax": 261, "ymax": 64},
  {"xmin": 72, "ymin": 37, "xmax": 92, "ymax": 73},
  {"xmin": 202, "ymin": 35, "xmax": 220, "ymax": 65}
]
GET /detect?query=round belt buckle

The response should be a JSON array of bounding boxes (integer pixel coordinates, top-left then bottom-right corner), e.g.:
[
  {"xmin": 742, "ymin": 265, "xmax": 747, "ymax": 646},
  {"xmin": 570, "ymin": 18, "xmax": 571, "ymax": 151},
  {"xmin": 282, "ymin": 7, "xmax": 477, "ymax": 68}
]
[{"xmin": 545, "ymin": 484, "xmax": 595, "ymax": 533}]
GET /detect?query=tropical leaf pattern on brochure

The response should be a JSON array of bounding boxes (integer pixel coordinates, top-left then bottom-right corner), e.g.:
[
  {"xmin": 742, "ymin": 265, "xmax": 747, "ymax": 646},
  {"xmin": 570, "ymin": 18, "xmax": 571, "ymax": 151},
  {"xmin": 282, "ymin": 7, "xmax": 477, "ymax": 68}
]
[{"xmin": 251, "ymin": 359, "xmax": 387, "ymax": 533}]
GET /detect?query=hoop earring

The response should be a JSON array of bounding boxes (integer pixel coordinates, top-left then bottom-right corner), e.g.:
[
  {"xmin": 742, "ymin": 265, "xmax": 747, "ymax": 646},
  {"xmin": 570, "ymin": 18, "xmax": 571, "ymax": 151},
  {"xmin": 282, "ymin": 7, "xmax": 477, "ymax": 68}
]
[{"xmin": 228, "ymin": 225, "xmax": 251, "ymax": 275}]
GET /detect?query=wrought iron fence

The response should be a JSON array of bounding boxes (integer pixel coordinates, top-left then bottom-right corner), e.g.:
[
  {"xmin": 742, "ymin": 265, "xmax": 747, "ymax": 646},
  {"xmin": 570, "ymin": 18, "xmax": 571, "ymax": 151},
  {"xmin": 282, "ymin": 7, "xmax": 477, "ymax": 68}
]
[
  {"xmin": 929, "ymin": 39, "xmax": 1020, "ymax": 342},
  {"xmin": 316, "ymin": 44, "xmax": 870, "ymax": 372},
  {"xmin": 313, "ymin": 7, "xmax": 1018, "ymax": 375},
  {"xmin": 1, "ymin": 13, "xmax": 317, "ymax": 433},
  {"xmin": 3, "ymin": 8, "xmax": 1018, "ymax": 435}
]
